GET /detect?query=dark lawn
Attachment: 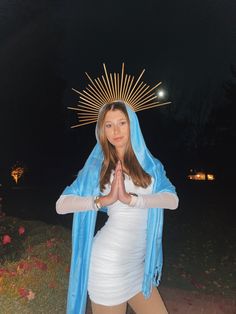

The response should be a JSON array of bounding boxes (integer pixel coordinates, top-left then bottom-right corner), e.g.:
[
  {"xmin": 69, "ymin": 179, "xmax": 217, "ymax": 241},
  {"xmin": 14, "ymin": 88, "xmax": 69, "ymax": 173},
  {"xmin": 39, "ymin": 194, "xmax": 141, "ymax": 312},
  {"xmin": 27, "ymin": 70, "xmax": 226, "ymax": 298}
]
[{"xmin": 2, "ymin": 177, "xmax": 235, "ymax": 299}]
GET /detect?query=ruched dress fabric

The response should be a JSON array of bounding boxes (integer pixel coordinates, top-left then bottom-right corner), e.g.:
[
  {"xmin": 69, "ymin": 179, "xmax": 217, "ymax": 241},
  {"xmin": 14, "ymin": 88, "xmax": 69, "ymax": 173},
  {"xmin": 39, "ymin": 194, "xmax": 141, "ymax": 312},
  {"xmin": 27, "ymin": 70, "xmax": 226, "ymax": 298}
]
[{"xmin": 88, "ymin": 173, "xmax": 154, "ymax": 306}]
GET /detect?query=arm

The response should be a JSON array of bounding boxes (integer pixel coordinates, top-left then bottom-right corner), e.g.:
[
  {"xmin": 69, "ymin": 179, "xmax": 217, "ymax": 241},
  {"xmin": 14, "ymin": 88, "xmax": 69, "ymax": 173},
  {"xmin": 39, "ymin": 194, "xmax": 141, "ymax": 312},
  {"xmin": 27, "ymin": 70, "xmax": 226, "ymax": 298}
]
[
  {"xmin": 56, "ymin": 163, "xmax": 122, "ymax": 215},
  {"xmin": 56, "ymin": 195, "xmax": 96, "ymax": 214},
  {"xmin": 56, "ymin": 193, "xmax": 116, "ymax": 215},
  {"xmin": 130, "ymin": 192, "xmax": 179, "ymax": 210}
]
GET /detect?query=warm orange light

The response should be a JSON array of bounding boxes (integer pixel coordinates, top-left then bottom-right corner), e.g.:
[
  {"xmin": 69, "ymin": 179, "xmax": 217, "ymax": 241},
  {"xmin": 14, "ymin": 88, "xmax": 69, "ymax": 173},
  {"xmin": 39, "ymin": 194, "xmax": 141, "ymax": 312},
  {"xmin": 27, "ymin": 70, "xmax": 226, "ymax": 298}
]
[
  {"xmin": 11, "ymin": 167, "xmax": 24, "ymax": 183},
  {"xmin": 207, "ymin": 174, "xmax": 215, "ymax": 181},
  {"xmin": 189, "ymin": 172, "xmax": 206, "ymax": 180},
  {"xmin": 187, "ymin": 171, "xmax": 215, "ymax": 181}
]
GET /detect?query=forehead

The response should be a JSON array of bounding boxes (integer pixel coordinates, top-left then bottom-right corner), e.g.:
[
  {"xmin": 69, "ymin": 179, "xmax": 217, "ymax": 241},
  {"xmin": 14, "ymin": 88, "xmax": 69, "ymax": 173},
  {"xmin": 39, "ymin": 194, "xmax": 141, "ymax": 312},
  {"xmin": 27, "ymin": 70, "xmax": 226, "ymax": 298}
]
[{"xmin": 104, "ymin": 109, "xmax": 127, "ymax": 121}]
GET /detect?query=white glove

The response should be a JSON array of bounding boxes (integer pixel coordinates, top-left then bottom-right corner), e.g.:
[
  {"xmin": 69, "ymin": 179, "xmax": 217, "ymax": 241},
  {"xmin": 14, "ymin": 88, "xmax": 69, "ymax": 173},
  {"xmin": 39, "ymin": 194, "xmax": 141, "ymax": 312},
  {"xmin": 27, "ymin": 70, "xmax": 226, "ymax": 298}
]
[
  {"xmin": 56, "ymin": 195, "xmax": 96, "ymax": 214},
  {"xmin": 131, "ymin": 192, "xmax": 178, "ymax": 210}
]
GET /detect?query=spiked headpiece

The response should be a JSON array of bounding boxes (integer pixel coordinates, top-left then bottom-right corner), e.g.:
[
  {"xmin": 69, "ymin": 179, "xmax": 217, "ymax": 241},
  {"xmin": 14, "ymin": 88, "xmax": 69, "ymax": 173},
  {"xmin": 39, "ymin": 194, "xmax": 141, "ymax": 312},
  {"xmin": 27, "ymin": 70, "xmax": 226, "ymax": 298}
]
[{"xmin": 68, "ymin": 63, "xmax": 170, "ymax": 127}]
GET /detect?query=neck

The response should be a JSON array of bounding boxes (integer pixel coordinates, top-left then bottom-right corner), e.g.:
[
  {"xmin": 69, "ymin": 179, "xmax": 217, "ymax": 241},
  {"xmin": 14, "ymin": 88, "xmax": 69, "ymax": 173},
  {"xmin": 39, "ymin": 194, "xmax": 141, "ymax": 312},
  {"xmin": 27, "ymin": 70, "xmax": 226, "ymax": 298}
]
[
  {"xmin": 115, "ymin": 148, "xmax": 130, "ymax": 174},
  {"xmin": 116, "ymin": 148, "xmax": 125, "ymax": 164}
]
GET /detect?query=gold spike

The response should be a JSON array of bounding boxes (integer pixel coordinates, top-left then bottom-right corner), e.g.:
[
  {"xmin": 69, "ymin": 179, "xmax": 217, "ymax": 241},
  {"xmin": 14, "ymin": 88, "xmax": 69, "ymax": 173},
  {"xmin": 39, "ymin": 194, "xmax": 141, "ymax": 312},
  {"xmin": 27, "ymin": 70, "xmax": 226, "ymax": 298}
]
[
  {"xmin": 119, "ymin": 63, "xmax": 125, "ymax": 100},
  {"xmin": 85, "ymin": 73, "xmax": 107, "ymax": 104},
  {"xmin": 121, "ymin": 74, "xmax": 129, "ymax": 101},
  {"xmin": 103, "ymin": 64, "xmax": 113, "ymax": 99},
  {"xmin": 126, "ymin": 69, "xmax": 145, "ymax": 103},
  {"xmin": 109, "ymin": 73, "xmax": 115, "ymax": 99},
  {"xmin": 77, "ymin": 105, "xmax": 98, "ymax": 113},
  {"xmin": 101, "ymin": 75, "xmax": 111, "ymax": 101},
  {"xmin": 114, "ymin": 73, "xmax": 118, "ymax": 100},
  {"xmin": 117, "ymin": 73, "xmax": 120, "ymax": 100},
  {"xmin": 71, "ymin": 120, "xmax": 97, "ymax": 128},
  {"xmin": 72, "ymin": 87, "xmax": 80, "ymax": 93},
  {"xmin": 146, "ymin": 81, "xmax": 162, "ymax": 94},
  {"xmin": 96, "ymin": 77, "xmax": 110, "ymax": 102},
  {"xmin": 86, "ymin": 83, "xmax": 106, "ymax": 105},
  {"xmin": 77, "ymin": 113, "xmax": 97, "ymax": 118},
  {"xmin": 81, "ymin": 90, "xmax": 103, "ymax": 108},
  {"xmin": 135, "ymin": 94, "xmax": 159, "ymax": 108},
  {"xmin": 91, "ymin": 79, "xmax": 106, "ymax": 104},
  {"xmin": 131, "ymin": 82, "xmax": 162, "ymax": 109},
  {"xmin": 76, "ymin": 103, "xmax": 99, "ymax": 112},
  {"xmin": 135, "ymin": 101, "xmax": 171, "ymax": 112},
  {"xmin": 67, "ymin": 106, "xmax": 80, "ymax": 111},
  {"xmin": 93, "ymin": 79, "xmax": 109, "ymax": 104},
  {"xmin": 128, "ymin": 82, "xmax": 146, "ymax": 110},
  {"xmin": 124, "ymin": 75, "xmax": 134, "ymax": 103},
  {"xmin": 129, "ymin": 84, "xmax": 149, "ymax": 110},
  {"xmin": 79, "ymin": 117, "xmax": 98, "ymax": 122},
  {"xmin": 78, "ymin": 96, "xmax": 100, "ymax": 109},
  {"xmin": 75, "ymin": 109, "xmax": 97, "ymax": 115},
  {"xmin": 77, "ymin": 101, "xmax": 100, "ymax": 111}
]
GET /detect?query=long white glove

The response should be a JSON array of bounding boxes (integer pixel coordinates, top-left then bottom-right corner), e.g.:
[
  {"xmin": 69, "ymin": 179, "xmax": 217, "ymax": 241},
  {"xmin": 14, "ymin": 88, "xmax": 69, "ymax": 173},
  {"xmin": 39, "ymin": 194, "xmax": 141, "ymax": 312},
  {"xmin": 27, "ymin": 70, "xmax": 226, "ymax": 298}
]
[
  {"xmin": 133, "ymin": 192, "xmax": 178, "ymax": 210},
  {"xmin": 56, "ymin": 192, "xmax": 178, "ymax": 215},
  {"xmin": 56, "ymin": 195, "xmax": 96, "ymax": 214}
]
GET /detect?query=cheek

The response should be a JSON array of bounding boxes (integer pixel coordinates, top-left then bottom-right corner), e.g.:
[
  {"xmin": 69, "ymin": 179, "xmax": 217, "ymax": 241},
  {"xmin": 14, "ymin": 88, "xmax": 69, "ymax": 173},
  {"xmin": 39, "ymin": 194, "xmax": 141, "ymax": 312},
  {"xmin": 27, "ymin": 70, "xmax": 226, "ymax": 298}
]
[
  {"xmin": 104, "ymin": 129, "xmax": 112, "ymax": 141},
  {"xmin": 125, "ymin": 126, "xmax": 130, "ymax": 138}
]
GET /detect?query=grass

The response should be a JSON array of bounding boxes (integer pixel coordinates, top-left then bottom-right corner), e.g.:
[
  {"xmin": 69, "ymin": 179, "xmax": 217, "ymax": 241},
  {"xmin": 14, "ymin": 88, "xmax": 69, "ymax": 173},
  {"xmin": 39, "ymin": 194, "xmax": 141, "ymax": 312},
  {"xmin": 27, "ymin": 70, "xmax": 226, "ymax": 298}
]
[
  {"xmin": 161, "ymin": 187, "xmax": 236, "ymax": 299},
  {"xmin": 0, "ymin": 216, "xmax": 71, "ymax": 314}
]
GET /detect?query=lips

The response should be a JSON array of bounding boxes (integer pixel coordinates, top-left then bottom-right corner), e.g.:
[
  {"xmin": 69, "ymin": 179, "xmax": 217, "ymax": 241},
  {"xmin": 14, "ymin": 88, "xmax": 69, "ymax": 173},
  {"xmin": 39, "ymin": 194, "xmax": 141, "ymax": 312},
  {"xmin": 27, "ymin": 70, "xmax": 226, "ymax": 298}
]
[{"xmin": 113, "ymin": 137, "xmax": 123, "ymax": 141}]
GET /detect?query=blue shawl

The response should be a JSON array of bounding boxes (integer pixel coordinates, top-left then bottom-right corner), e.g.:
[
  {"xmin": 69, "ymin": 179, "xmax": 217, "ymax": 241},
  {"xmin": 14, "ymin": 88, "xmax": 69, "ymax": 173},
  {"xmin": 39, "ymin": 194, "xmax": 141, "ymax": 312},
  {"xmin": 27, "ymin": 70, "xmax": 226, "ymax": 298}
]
[{"xmin": 62, "ymin": 105, "xmax": 177, "ymax": 314}]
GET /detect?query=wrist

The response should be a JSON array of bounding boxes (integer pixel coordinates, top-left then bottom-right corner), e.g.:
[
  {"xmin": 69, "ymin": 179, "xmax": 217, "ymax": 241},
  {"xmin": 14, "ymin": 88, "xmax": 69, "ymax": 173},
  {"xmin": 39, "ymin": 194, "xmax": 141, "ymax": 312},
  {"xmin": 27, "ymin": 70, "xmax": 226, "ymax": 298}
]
[
  {"xmin": 99, "ymin": 195, "xmax": 113, "ymax": 207},
  {"xmin": 94, "ymin": 196, "xmax": 102, "ymax": 211},
  {"xmin": 128, "ymin": 193, "xmax": 138, "ymax": 207},
  {"xmin": 123, "ymin": 193, "xmax": 132, "ymax": 205}
]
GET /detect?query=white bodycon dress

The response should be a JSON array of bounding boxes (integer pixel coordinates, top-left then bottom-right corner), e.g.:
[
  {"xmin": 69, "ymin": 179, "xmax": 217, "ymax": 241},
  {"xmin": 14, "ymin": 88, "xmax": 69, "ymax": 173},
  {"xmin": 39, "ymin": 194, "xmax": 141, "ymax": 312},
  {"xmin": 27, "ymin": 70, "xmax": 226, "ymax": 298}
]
[{"xmin": 87, "ymin": 173, "xmax": 154, "ymax": 306}]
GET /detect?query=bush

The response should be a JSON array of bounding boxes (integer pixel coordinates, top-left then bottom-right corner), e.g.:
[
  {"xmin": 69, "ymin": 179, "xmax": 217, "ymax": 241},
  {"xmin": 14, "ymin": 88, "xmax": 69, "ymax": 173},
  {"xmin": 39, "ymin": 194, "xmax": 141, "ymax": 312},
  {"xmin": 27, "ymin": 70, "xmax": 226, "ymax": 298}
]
[
  {"xmin": 0, "ymin": 216, "xmax": 71, "ymax": 314},
  {"xmin": 0, "ymin": 216, "xmax": 26, "ymax": 263}
]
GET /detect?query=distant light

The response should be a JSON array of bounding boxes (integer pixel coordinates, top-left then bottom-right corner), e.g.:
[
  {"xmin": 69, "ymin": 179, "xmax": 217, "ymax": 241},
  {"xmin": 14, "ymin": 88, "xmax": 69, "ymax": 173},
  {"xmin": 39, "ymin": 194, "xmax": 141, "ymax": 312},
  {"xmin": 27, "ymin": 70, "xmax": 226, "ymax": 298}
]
[
  {"xmin": 188, "ymin": 172, "xmax": 206, "ymax": 180},
  {"xmin": 207, "ymin": 174, "xmax": 215, "ymax": 181},
  {"xmin": 11, "ymin": 165, "xmax": 24, "ymax": 184},
  {"xmin": 187, "ymin": 171, "xmax": 215, "ymax": 181},
  {"xmin": 157, "ymin": 90, "xmax": 165, "ymax": 98}
]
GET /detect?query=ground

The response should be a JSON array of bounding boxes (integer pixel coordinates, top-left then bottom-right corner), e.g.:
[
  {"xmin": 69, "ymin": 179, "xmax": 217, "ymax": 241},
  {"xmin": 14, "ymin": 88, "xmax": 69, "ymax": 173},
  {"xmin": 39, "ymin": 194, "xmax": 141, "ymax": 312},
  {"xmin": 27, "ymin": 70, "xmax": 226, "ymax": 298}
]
[{"xmin": 1, "ymin": 177, "xmax": 235, "ymax": 313}]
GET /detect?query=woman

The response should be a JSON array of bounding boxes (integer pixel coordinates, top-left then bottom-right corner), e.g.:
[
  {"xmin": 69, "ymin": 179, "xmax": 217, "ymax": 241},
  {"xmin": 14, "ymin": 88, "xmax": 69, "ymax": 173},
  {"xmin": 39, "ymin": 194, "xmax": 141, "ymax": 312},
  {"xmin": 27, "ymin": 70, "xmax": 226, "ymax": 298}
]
[{"xmin": 56, "ymin": 101, "xmax": 178, "ymax": 314}]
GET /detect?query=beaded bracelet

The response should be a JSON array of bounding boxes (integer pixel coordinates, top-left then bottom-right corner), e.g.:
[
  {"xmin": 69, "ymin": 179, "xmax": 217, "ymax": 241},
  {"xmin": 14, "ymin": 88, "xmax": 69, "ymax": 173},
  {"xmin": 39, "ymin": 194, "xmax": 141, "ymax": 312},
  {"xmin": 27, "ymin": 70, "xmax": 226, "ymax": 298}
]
[
  {"xmin": 129, "ymin": 192, "xmax": 138, "ymax": 207},
  {"xmin": 94, "ymin": 196, "xmax": 102, "ymax": 210}
]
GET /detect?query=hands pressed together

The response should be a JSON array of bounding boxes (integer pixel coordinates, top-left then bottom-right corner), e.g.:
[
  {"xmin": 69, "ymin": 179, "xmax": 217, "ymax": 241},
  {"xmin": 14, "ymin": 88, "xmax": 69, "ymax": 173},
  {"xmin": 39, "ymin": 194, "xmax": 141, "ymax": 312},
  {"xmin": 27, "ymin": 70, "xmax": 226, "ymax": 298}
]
[{"xmin": 99, "ymin": 161, "xmax": 131, "ymax": 208}]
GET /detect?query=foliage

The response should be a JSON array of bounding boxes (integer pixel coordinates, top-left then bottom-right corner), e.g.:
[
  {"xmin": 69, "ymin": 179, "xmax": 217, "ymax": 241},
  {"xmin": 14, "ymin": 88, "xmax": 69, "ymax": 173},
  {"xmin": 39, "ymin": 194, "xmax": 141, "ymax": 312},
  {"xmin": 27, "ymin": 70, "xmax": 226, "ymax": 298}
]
[
  {"xmin": 0, "ymin": 216, "xmax": 26, "ymax": 263},
  {"xmin": 0, "ymin": 216, "xmax": 71, "ymax": 314}
]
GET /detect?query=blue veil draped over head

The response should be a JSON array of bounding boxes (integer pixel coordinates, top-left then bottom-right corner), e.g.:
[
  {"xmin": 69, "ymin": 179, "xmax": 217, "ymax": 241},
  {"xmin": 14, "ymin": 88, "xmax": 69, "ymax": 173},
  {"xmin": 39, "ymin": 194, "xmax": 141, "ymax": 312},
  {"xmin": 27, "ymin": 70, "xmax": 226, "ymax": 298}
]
[{"xmin": 62, "ymin": 104, "xmax": 176, "ymax": 314}]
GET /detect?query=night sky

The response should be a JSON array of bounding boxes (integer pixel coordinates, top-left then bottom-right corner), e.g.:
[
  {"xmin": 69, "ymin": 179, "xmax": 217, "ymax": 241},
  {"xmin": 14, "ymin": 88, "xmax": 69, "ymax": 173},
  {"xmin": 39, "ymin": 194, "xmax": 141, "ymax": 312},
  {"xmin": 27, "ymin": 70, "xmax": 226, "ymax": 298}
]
[{"xmin": 0, "ymin": 0, "xmax": 236, "ymax": 188}]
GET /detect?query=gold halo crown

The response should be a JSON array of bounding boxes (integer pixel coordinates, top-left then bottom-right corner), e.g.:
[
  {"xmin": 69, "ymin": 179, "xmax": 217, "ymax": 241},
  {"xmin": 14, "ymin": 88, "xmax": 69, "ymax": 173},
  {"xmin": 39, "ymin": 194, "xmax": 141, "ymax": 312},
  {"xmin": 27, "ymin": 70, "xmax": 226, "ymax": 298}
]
[{"xmin": 68, "ymin": 63, "xmax": 171, "ymax": 128}]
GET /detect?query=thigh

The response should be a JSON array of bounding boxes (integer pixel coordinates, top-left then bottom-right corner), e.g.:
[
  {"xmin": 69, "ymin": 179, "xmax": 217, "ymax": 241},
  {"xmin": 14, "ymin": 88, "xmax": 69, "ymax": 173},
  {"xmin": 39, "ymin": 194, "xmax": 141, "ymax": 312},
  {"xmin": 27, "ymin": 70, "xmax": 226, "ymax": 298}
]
[
  {"xmin": 91, "ymin": 300, "xmax": 127, "ymax": 314},
  {"xmin": 128, "ymin": 287, "xmax": 168, "ymax": 314}
]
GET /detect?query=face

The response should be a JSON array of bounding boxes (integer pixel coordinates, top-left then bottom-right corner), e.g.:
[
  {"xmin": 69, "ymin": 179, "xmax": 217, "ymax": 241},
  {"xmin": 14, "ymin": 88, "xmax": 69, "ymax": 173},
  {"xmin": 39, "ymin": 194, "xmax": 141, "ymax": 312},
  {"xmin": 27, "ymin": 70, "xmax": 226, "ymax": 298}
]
[{"xmin": 104, "ymin": 109, "xmax": 130, "ymax": 152}]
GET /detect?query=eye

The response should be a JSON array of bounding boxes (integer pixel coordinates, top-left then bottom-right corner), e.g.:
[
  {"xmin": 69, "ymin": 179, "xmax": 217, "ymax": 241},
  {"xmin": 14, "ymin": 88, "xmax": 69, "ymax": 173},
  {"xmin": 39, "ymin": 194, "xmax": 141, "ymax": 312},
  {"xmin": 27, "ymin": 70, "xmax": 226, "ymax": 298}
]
[
  {"xmin": 120, "ymin": 120, "xmax": 127, "ymax": 126},
  {"xmin": 105, "ymin": 123, "xmax": 112, "ymax": 128}
]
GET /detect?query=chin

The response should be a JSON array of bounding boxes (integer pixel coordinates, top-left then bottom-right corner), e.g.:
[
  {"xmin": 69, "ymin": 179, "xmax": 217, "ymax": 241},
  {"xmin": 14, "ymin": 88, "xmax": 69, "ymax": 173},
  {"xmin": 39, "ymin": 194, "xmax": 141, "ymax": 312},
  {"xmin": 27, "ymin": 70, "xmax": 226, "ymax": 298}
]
[{"xmin": 115, "ymin": 143, "xmax": 127, "ymax": 150}]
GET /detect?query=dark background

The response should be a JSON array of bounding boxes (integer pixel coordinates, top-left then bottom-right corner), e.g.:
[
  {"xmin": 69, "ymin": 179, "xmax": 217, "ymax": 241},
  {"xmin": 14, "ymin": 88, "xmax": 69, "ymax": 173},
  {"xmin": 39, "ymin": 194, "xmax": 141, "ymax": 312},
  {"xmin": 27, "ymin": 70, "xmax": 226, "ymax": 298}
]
[{"xmin": 0, "ymin": 0, "xmax": 236, "ymax": 226}]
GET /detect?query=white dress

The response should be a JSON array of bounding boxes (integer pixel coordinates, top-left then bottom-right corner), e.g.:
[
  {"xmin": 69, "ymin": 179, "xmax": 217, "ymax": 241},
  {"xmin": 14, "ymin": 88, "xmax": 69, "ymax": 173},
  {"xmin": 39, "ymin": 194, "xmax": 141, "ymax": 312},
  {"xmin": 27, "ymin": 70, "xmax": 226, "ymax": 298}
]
[{"xmin": 87, "ymin": 173, "xmax": 154, "ymax": 306}]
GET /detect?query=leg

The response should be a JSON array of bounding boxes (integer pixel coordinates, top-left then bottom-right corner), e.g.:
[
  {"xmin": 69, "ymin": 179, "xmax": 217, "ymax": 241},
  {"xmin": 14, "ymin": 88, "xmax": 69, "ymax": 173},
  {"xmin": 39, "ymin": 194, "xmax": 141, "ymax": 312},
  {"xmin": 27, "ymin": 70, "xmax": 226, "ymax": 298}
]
[
  {"xmin": 128, "ymin": 287, "xmax": 168, "ymax": 314},
  {"xmin": 91, "ymin": 300, "xmax": 127, "ymax": 314}
]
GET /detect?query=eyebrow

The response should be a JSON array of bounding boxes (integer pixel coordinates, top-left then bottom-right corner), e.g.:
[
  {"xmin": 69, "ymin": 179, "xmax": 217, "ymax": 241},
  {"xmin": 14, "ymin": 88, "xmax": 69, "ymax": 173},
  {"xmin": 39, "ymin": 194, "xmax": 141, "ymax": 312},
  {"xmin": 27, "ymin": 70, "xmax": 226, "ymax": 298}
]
[{"xmin": 105, "ymin": 118, "xmax": 127, "ymax": 123}]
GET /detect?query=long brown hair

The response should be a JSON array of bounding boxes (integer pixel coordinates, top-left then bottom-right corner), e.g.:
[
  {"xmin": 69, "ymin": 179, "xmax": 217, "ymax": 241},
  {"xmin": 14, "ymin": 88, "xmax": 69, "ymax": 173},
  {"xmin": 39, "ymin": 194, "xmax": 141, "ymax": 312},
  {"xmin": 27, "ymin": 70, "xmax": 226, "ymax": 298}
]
[{"xmin": 97, "ymin": 101, "xmax": 151, "ymax": 191}]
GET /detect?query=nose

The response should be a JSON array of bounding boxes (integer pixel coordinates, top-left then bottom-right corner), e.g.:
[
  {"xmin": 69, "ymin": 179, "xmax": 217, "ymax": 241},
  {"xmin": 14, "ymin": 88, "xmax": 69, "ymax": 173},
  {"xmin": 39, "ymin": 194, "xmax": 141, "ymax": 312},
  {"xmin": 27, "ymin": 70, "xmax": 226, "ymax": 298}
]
[{"xmin": 113, "ymin": 124, "xmax": 120, "ymax": 135}]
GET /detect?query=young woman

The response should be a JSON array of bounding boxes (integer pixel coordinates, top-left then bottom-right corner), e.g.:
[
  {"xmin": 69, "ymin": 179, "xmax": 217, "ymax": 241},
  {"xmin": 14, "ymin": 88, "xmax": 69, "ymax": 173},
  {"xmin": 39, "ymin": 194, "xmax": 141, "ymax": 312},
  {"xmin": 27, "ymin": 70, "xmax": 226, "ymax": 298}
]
[{"xmin": 56, "ymin": 102, "xmax": 178, "ymax": 314}]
